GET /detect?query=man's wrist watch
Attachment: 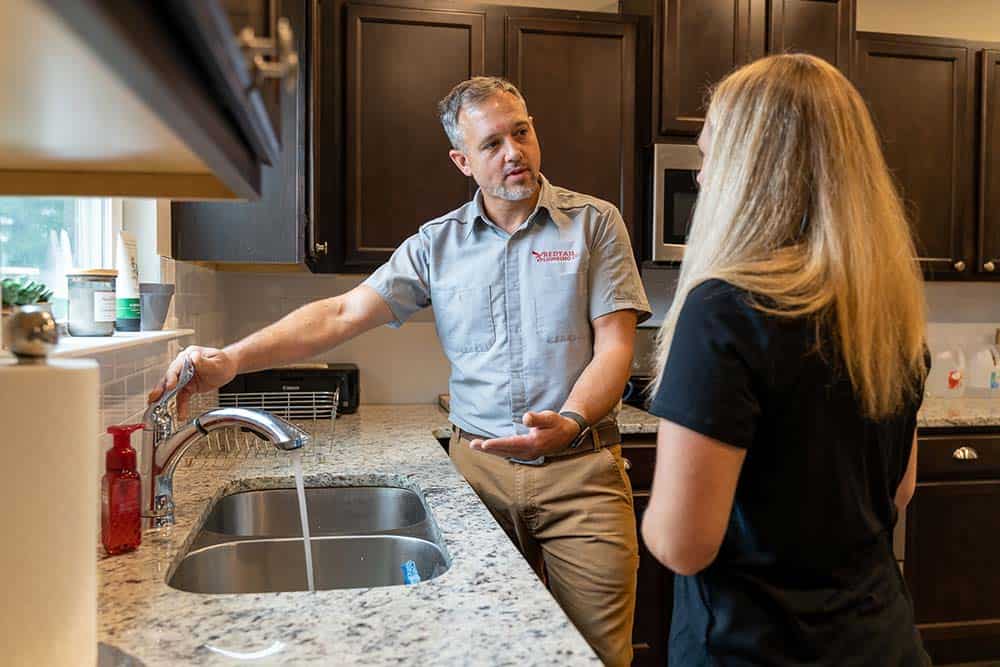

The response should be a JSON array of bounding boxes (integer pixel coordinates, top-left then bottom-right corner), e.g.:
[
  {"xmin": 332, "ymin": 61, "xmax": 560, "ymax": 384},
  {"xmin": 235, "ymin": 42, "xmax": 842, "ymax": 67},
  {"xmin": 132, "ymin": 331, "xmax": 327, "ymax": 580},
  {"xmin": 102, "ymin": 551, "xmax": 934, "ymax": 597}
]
[{"xmin": 560, "ymin": 410, "xmax": 591, "ymax": 449}]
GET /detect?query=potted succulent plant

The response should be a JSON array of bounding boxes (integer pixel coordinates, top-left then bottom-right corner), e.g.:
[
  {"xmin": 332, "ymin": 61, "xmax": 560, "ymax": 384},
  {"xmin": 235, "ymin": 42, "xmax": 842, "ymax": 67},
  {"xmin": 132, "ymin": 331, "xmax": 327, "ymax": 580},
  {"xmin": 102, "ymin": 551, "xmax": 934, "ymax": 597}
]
[{"xmin": 2, "ymin": 277, "xmax": 54, "ymax": 350}]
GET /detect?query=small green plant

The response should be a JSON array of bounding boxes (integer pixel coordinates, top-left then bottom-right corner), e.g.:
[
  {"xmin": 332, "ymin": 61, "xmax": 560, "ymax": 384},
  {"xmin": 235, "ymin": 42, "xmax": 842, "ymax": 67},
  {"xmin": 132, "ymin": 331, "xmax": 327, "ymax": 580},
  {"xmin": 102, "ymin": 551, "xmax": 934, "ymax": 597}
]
[{"xmin": 1, "ymin": 277, "xmax": 53, "ymax": 307}]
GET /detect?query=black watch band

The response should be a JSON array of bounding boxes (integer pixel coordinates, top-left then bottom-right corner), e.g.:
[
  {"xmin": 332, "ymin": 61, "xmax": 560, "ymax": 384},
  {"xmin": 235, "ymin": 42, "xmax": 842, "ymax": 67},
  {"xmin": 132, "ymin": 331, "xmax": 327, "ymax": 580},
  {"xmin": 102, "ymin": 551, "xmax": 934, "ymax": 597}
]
[{"xmin": 560, "ymin": 410, "xmax": 591, "ymax": 449}]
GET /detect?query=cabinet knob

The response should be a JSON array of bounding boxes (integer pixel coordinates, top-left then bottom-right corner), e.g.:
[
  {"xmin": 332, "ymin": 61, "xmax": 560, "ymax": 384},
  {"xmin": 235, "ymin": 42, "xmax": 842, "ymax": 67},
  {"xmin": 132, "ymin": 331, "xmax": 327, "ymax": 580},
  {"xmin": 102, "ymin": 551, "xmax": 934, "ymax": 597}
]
[
  {"xmin": 953, "ymin": 260, "xmax": 967, "ymax": 272},
  {"xmin": 952, "ymin": 446, "xmax": 979, "ymax": 461},
  {"xmin": 313, "ymin": 241, "xmax": 328, "ymax": 256},
  {"xmin": 622, "ymin": 457, "xmax": 632, "ymax": 472},
  {"xmin": 985, "ymin": 261, "xmax": 997, "ymax": 273}
]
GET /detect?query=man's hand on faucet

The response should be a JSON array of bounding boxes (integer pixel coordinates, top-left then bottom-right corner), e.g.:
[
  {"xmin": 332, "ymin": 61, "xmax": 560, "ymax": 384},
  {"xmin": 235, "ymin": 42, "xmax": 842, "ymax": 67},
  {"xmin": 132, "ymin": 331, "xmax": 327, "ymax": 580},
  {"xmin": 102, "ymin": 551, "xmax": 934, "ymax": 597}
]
[{"xmin": 148, "ymin": 346, "xmax": 239, "ymax": 421}]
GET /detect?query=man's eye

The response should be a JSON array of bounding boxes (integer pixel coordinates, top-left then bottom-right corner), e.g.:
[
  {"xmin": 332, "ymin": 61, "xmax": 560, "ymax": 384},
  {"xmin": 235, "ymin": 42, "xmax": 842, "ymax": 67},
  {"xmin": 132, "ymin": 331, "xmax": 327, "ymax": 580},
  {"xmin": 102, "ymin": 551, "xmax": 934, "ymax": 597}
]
[{"xmin": 483, "ymin": 142, "xmax": 498, "ymax": 150}]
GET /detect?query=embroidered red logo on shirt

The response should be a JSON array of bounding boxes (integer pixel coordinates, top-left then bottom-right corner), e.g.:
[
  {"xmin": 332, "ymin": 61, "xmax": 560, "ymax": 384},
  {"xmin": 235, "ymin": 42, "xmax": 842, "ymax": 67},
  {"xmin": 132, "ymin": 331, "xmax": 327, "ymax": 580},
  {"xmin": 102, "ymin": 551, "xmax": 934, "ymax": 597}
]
[{"xmin": 531, "ymin": 249, "xmax": 578, "ymax": 263}]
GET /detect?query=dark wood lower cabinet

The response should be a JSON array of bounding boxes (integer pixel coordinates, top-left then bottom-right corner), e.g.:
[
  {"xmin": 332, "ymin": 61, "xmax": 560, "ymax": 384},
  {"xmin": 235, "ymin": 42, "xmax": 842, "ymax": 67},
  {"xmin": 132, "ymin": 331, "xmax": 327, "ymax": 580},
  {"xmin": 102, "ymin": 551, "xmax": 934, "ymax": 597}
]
[
  {"xmin": 623, "ymin": 438, "xmax": 672, "ymax": 666},
  {"xmin": 631, "ymin": 491, "xmax": 673, "ymax": 666},
  {"xmin": 905, "ymin": 430, "xmax": 1000, "ymax": 664}
]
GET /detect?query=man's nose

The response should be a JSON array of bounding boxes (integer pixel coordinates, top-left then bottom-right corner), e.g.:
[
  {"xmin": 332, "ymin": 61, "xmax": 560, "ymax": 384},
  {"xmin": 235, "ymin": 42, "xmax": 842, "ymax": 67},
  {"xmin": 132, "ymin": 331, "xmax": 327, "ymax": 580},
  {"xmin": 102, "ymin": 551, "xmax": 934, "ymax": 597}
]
[{"xmin": 502, "ymin": 138, "xmax": 523, "ymax": 162}]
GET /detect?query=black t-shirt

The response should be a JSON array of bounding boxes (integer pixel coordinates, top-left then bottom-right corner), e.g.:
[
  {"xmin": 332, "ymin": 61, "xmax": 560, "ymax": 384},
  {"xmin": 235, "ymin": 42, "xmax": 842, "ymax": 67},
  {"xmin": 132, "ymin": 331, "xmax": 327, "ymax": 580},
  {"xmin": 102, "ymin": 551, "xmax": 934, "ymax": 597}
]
[{"xmin": 648, "ymin": 279, "xmax": 929, "ymax": 667}]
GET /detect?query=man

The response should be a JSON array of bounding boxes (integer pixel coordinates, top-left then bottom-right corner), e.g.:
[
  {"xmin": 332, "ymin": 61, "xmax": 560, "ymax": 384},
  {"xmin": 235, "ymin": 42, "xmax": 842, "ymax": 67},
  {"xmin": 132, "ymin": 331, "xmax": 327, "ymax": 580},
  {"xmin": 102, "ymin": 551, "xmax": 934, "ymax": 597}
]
[{"xmin": 151, "ymin": 77, "xmax": 650, "ymax": 665}]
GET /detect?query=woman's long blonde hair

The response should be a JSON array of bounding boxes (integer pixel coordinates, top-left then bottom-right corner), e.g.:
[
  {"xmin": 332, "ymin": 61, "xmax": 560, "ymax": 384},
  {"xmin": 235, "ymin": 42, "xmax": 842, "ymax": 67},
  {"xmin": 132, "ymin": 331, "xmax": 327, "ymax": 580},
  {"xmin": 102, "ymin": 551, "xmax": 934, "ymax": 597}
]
[{"xmin": 652, "ymin": 54, "xmax": 927, "ymax": 420}]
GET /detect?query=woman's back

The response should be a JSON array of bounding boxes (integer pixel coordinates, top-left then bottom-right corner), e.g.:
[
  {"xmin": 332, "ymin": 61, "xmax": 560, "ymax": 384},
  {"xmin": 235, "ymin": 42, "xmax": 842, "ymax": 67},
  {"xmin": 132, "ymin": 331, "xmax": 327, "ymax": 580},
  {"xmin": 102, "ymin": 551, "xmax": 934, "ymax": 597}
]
[{"xmin": 650, "ymin": 278, "xmax": 926, "ymax": 665}]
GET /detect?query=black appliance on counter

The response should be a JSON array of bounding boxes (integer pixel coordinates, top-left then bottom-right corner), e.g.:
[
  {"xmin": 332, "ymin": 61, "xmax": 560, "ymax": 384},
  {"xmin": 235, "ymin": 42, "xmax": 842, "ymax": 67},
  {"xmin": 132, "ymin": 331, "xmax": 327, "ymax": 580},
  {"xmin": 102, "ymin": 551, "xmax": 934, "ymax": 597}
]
[
  {"xmin": 219, "ymin": 363, "xmax": 359, "ymax": 418},
  {"xmin": 623, "ymin": 375, "xmax": 652, "ymax": 409}
]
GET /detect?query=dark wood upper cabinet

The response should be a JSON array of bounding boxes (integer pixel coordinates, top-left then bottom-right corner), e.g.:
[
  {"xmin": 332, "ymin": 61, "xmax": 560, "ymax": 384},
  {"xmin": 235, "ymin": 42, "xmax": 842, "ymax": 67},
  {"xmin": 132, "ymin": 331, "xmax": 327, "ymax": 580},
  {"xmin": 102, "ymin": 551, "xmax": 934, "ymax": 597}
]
[
  {"xmin": 979, "ymin": 49, "xmax": 1000, "ymax": 276},
  {"xmin": 768, "ymin": 0, "xmax": 854, "ymax": 75},
  {"xmin": 506, "ymin": 15, "xmax": 639, "ymax": 245},
  {"xmin": 171, "ymin": 0, "xmax": 310, "ymax": 263},
  {"xmin": 658, "ymin": 0, "xmax": 759, "ymax": 135},
  {"xmin": 340, "ymin": 5, "xmax": 485, "ymax": 271},
  {"xmin": 655, "ymin": 0, "xmax": 852, "ymax": 138},
  {"xmin": 854, "ymin": 34, "xmax": 976, "ymax": 276}
]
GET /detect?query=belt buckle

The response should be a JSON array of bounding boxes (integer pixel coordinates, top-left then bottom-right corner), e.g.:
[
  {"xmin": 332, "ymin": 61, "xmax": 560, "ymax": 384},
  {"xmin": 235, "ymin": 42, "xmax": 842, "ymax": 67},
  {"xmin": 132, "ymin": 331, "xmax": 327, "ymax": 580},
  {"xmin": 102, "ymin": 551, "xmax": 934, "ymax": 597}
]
[{"xmin": 510, "ymin": 455, "xmax": 546, "ymax": 466}]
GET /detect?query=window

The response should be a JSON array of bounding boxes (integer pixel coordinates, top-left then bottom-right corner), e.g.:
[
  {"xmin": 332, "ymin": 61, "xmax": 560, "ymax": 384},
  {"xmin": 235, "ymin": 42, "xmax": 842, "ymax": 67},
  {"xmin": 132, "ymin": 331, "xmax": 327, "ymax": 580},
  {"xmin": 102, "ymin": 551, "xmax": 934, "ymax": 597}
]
[{"xmin": 0, "ymin": 198, "xmax": 117, "ymax": 279}]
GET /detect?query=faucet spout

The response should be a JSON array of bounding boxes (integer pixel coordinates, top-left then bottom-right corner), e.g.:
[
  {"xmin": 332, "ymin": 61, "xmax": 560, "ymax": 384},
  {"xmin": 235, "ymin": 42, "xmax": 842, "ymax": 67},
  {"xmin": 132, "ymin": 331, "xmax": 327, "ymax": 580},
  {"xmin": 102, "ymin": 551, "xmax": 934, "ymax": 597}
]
[{"xmin": 141, "ymin": 407, "xmax": 309, "ymax": 530}]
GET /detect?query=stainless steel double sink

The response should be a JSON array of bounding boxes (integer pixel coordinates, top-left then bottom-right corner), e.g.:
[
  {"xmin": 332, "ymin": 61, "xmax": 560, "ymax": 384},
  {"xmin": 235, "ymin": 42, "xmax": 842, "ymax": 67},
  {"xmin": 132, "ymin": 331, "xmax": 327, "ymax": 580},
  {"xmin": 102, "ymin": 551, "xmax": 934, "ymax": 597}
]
[{"xmin": 169, "ymin": 486, "xmax": 449, "ymax": 594}]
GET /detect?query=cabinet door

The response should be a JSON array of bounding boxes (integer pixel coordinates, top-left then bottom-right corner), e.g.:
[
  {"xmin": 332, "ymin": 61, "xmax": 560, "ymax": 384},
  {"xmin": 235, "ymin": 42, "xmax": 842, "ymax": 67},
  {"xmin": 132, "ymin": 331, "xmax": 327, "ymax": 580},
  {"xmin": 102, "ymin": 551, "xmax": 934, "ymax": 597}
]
[
  {"xmin": 506, "ymin": 16, "xmax": 639, "ymax": 243},
  {"xmin": 768, "ymin": 0, "xmax": 854, "ymax": 75},
  {"xmin": 854, "ymin": 35, "xmax": 975, "ymax": 276},
  {"xmin": 979, "ymin": 49, "xmax": 1000, "ymax": 276},
  {"xmin": 658, "ymin": 0, "xmax": 760, "ymax": 136},
  {"xmin": 171, "ymin": 0, "xmax": 309, "ymax": 263},
  {"xmin": 905, "ymin": 480, "xmax": 1000, "ymax": 663},
  {"xmin": 341, "ymin": 5, "xmax": 484, "ymax": 271},
  {"xmin": 631, "ymin": 492, "xmax": 673, "ymax": 667}
]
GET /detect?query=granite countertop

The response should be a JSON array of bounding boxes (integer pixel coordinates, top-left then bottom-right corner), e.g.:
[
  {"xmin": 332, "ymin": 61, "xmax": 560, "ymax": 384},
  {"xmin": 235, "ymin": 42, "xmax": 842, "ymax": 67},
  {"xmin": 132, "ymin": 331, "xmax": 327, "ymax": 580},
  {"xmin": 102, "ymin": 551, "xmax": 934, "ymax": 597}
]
[
  {"xmin": 99, "ymin": 405, "xmax": 599, "ymax": 666},
  {"xmin": 917, "ymin": 397, "xmax": 1000, "ymax": 429}
]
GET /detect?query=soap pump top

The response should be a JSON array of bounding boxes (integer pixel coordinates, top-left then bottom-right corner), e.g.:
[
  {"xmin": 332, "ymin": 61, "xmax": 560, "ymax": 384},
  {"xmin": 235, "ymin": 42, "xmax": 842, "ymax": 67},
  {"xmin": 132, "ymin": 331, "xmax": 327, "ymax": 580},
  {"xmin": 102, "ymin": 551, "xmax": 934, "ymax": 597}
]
[{"xmin": 106, "ymin": 424, "xmax": 143, "ymax": 471}]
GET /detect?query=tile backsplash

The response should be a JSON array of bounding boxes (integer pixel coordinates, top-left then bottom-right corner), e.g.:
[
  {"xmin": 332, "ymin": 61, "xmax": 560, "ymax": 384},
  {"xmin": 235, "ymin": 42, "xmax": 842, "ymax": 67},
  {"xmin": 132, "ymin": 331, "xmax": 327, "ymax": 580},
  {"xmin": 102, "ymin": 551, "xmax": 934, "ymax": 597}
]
[
  {"xmin": 218, "ymin": 271, "xmax": 448, "ymax": 404},
  {"xmin": 94, "ymin": 260, "xmax": 225, "ymax": 459}
]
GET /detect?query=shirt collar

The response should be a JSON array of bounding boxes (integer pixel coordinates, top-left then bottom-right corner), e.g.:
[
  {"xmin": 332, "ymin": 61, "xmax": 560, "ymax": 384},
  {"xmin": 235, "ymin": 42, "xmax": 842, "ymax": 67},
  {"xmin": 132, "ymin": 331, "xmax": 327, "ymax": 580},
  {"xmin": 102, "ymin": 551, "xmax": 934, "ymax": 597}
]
[{"xmin": 464, "ymin": 174, "xmax": 568, "ymax": 239}]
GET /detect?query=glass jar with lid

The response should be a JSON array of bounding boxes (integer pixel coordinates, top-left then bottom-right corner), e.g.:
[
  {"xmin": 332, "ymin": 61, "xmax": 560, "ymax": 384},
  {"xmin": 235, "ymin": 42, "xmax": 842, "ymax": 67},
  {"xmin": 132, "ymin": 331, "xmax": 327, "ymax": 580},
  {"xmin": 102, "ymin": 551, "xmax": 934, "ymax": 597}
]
[{"xmin": 67, "ymin": 269, "xmax": 118, "ymax": 336}]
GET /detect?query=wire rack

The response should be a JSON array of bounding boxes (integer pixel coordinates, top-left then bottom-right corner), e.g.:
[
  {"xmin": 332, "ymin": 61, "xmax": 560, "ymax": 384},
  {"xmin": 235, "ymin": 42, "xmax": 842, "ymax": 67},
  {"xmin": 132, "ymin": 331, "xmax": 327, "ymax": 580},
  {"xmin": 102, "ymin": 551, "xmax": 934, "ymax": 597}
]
[{"xmin": 181, "ymin": 389, "xmax": 339, "ymax": 464}]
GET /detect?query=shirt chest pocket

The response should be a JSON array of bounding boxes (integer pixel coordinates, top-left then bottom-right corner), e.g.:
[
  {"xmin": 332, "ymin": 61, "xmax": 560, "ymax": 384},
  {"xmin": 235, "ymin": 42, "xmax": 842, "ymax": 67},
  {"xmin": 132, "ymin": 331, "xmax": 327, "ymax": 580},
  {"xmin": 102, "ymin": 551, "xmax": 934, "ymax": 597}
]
[
  {"xmin": 534, "ymin": 271, "xmax": 589, "ymax": 343},
  {"xmin": 432, "ymin": 285, "xmax": 496, "ymax": 353}
]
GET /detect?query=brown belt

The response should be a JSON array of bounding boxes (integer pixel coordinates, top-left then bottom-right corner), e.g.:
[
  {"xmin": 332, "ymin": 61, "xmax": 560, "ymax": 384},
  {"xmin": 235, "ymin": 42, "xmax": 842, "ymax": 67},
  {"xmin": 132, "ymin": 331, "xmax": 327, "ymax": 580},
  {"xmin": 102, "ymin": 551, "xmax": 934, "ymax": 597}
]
[{"xmin": 454, "ymin": 420, "xmax": 621, "ymax": 466}]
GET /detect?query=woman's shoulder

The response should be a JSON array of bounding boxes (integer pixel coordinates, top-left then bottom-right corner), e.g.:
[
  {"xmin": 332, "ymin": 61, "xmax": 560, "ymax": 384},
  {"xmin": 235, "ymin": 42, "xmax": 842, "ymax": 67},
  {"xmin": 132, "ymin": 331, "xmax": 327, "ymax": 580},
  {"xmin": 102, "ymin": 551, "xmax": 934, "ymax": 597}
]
[
  {"xmin": 683, "ymin": 279, "xmax": 759, "ymax": 321},
  {"xmin": 680, "ymin": 278, "xmax": 814, "ymax": 359}
]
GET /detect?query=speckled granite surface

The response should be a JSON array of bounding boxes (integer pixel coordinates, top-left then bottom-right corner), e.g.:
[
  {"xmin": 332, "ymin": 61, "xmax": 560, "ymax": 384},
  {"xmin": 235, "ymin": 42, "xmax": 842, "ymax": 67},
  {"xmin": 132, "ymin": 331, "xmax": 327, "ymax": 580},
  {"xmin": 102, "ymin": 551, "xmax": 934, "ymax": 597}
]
[
  {"xmin": 437, "ymin": 394, "xmax": 659, "ymax": 435},
  {"xmin": 918, "ymin": 397, "xmax": 1000, "ymax": 429},
  {"xmin": 99, "ymin": 405, "xmax": 599, "ymax": 665}
]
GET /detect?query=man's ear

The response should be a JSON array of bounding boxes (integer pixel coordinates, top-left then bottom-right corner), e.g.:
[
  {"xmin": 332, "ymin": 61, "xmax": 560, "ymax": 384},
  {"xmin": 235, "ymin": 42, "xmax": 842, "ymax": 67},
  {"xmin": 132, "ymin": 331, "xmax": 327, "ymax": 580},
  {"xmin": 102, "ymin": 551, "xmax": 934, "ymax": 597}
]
[{"xmin": 448, "ymin": 149, "xmax": 473, "ymax": 177}]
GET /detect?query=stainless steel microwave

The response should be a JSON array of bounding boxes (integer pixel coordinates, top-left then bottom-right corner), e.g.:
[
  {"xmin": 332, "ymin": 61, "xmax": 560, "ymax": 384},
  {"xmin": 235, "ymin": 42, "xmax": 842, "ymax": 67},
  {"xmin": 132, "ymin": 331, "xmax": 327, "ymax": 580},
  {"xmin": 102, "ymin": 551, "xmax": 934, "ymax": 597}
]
[{"xmin": 652, "ymin": 143, "xmax": 701, "ymax": 262}]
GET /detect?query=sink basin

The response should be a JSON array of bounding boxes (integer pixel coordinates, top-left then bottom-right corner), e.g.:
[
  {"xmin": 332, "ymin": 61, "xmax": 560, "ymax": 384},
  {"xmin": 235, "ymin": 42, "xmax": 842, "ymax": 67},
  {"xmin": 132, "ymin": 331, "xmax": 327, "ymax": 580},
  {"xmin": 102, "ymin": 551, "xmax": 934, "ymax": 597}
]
[
  {"xmin": 171, "ymin": 484, "xmax": 451, "ymax": 593},
  {"xmin": 168, "ymin": 535, "xmax": 448, "ymax": 593},
  {"xmin": 200, "ymin": 487, "xmax": 427, "ymax": 537}
]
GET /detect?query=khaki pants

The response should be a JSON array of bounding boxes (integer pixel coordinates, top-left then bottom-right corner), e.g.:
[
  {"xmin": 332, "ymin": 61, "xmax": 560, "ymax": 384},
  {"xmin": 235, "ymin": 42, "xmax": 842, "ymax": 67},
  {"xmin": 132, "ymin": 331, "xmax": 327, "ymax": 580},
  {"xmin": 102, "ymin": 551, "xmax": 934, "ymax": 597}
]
[{"xmin": 450, "ymin": 429, "xmax": 639, "ymax": 666}]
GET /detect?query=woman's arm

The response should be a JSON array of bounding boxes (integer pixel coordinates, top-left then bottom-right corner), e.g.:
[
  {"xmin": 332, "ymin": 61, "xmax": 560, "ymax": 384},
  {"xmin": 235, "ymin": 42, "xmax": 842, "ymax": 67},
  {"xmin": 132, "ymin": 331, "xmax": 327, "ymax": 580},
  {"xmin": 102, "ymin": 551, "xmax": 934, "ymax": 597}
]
[{"xmin": 640, "ymin": 419, "xmax": 747, "ymax": 576}]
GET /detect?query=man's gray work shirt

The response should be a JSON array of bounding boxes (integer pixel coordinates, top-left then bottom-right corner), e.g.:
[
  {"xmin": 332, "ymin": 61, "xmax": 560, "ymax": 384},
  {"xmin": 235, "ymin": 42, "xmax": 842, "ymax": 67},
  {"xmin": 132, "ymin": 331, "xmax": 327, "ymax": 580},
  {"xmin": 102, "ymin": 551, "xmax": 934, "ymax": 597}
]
[{"xmin": 363, "ymin": 176, "xmax": 651, "ymax": 439}]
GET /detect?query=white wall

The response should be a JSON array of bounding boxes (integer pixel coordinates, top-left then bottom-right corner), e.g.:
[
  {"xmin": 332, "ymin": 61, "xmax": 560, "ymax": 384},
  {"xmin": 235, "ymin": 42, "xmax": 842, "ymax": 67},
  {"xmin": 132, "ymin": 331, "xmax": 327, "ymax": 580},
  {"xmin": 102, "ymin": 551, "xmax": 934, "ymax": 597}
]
[{"xmin": 857, "ymin": 0, "xmax": 1000, "ymax": 42}]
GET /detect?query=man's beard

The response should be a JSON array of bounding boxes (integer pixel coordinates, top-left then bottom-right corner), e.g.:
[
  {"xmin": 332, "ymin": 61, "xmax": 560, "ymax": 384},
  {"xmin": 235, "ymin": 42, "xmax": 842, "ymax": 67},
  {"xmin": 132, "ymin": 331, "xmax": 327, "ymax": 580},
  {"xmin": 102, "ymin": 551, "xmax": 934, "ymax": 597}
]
[{"xmin": 485, "ymin": 171, "xmax": 540, "ymax": 201}]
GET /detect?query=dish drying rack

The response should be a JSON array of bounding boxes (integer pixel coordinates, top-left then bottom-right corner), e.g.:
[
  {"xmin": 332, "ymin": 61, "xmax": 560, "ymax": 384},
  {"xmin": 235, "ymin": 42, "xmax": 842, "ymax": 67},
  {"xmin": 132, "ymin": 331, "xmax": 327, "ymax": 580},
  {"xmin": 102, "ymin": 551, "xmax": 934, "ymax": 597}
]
[{"xmin": 178, "ymin": 388, "xmax": 340, "ymax": 465}]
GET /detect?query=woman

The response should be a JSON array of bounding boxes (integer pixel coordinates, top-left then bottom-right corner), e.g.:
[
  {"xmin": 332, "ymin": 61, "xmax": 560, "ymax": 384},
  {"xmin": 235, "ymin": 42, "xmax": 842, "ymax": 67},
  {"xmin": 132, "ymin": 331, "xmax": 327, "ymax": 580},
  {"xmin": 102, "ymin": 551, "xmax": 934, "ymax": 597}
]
[{"xmin": 641, "ymin": 54, "xmax": 930, "ymax": 666}]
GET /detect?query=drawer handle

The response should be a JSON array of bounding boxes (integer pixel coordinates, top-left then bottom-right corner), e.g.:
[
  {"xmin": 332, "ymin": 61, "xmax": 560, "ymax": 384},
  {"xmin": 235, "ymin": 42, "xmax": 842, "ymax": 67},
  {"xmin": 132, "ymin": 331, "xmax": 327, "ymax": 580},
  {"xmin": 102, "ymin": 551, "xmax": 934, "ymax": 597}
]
[
  {"xmin": 952, "ymin": 446, "xmax": 979, "ymax": 461},
  {"xmin": 622, "ymin": 457, "xmax": 632, "ymax": 471}
]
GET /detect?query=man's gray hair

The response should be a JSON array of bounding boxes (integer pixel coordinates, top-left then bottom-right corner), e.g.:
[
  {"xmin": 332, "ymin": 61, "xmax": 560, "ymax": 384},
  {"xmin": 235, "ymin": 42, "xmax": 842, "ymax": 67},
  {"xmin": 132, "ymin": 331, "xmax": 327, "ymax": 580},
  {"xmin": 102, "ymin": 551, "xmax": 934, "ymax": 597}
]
[{"xmin": 437, "ymin": 76, "xmax": 527, "ymax": 151}]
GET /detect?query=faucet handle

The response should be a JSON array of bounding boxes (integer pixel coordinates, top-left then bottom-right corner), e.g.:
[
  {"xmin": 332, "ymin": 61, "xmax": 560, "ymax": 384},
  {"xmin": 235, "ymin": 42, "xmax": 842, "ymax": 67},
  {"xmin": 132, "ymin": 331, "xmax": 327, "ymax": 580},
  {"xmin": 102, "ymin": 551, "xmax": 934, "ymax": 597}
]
[
  {"xmin": 153, "ymin": 356, "xmax": 195, "ymax": 413},
  {"xmin": 143, "ymin": 355, "xmax": 196, "ymax": 433}
]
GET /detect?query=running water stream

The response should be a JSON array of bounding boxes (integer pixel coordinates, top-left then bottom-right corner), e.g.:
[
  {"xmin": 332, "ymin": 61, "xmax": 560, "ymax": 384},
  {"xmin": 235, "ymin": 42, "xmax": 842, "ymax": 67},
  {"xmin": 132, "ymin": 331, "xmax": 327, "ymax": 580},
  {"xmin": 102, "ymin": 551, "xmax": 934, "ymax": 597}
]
[{"xmin": 290, "ymin": 451, "xmax": 315, "ymax": 592}]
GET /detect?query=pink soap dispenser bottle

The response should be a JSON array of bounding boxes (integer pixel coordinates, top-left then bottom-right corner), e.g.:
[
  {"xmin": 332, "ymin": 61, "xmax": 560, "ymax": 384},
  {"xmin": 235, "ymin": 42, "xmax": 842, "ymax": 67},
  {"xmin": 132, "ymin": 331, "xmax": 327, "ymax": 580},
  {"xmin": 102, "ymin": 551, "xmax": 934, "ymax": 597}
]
[{"xmin": 101, "ymin": 424, "xmax": 144, "ymax": 555}]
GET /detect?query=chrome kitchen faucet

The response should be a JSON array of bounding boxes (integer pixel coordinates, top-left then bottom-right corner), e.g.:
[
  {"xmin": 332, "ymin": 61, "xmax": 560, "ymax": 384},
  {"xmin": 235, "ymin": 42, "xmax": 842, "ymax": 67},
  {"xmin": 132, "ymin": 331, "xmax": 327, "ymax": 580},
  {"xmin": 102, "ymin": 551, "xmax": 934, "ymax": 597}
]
[{"xmin": 140, "ymin": 357, "xmax": 309, "ymax": 530}]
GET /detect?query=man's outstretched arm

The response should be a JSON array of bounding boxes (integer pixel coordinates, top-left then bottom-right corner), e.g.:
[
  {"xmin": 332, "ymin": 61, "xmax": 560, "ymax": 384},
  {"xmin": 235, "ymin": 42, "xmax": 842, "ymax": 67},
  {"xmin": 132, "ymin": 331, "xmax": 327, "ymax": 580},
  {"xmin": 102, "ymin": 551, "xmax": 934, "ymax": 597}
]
[{"xmin": 149, "ymin": 285, "xmax": 395, "ymax": 417}]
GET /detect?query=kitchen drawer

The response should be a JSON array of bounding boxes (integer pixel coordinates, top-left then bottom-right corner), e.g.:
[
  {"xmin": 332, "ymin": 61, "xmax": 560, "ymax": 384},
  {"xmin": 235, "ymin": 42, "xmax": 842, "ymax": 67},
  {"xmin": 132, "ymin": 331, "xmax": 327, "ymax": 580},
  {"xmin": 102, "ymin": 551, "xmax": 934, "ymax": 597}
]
[
  {"xmin": 918, "ymin": 432, "xmax": 1000, "ymax": 481},
  {"xmin": 621, "ymin": 439, "xmax": 657, "ymax": 491}
]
